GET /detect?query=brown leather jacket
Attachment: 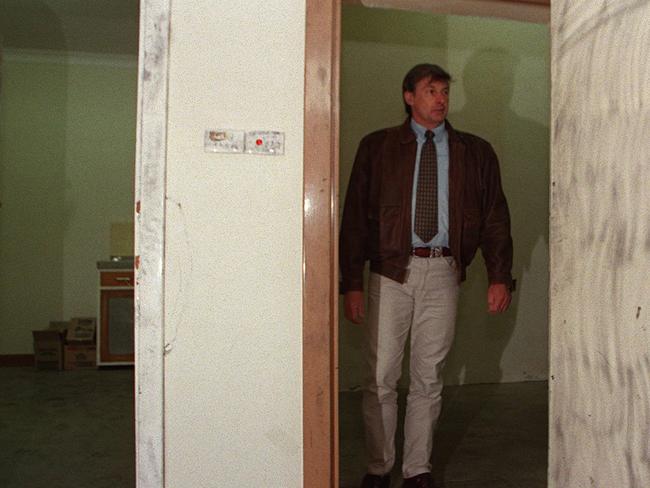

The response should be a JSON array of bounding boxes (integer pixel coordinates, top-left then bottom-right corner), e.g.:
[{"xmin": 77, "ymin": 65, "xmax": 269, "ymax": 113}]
[{"xmin": 340, "ymin": 118, "xmax": 513, "ymax": 293}]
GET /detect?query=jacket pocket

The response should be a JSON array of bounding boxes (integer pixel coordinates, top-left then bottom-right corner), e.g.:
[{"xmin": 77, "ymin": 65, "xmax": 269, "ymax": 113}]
[
  {"xmin": 461, "ymin": 208, "xmax": 481, "ymax": 264},
  {"xmin": 368, "ymin": 205, "xmax": 401, "ymax": 258}
]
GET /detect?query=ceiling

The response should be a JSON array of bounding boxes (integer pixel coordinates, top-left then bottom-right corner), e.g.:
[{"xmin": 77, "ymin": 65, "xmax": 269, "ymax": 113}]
[{"xmin": 0, "ymin": 0, "xmax": 139, "ymax": 55}]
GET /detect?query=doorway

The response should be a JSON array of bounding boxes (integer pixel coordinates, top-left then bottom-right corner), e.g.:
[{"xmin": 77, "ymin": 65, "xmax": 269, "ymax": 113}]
[
  {"xmin": 303, "ymin": 1, "xmax": 550, "ymax": 487},
  {"xmin": 337, "ymin": 5, "xmax": 550, "ymax": 487},
  {"xmin": 0, "ymin": 1, "xmax": 139, "ymax": 486}
]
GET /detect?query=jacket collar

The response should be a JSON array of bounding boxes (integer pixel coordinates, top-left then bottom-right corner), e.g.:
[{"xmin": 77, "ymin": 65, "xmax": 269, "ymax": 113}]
[
  {"xmin": 399, "ymin": 117, "xmax": 416, "ymax": 144},
  {"xmin": 445, "ymin": 120, "xmax": 465, "ymax": 146},
  {"xmin": 399, "ymin": 117, "xmax": 463, "ymax": 145}
]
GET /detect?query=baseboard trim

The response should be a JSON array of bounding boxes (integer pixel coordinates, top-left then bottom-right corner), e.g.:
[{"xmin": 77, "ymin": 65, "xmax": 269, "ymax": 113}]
[{"xmin": 0, "ymin": 354, "xmax": 34, "ymax": 367}]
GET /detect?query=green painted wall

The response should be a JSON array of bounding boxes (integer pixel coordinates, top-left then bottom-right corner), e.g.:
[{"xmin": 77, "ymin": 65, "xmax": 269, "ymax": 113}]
[
  {"xmin": 0, "ymin": 52, "xmax": 136, "ymax": 354},
  {"xmin": 339, "ymin": 6, "xmax": 550, "ymax": 388},
  {"xmin": 0, "ymin": 58, "xmax": 67, "ymax": 354}
]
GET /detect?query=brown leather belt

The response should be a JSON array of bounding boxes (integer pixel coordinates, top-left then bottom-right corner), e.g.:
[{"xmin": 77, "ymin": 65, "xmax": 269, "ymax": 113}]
[{"xmin": 411, "ymin": 246, "xmax": 452, "ymax": 258}]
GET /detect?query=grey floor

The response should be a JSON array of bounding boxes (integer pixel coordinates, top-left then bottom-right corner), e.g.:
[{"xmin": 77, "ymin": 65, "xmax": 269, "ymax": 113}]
[
  {"xmin": 0, "ymin": 367, "xmax": 135, "ymax": 488},
  {"xmin": 0, "ymin": 368, "xmax": 546, "ymax": 488},
  {"xmin": 340, "ymin": 382, "xmax": 548, "ymax": 488}
]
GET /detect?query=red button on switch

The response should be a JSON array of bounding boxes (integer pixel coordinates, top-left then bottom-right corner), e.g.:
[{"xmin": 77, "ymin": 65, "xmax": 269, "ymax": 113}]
[{"xmin": 256, "ymin": 138, "xmax": 263, "ymax": 146}]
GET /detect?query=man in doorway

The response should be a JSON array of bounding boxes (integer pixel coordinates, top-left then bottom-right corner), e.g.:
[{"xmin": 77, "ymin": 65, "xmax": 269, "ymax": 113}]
[{"xmin": 340, "ymin": 64, "xmax": 514, "ymax": 488}]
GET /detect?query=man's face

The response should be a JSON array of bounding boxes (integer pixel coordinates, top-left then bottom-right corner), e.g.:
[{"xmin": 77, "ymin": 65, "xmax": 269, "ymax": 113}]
[{"xmin": 404, "ymin": 77, "xmax": 450, "ymax": 129}]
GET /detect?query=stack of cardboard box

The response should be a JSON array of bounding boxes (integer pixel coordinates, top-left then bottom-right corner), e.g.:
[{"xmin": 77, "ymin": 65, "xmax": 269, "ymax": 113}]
[
  {"xmin": 64, "ymin": 317, "xmax": 97, "ymax": 370},
  {"xmin": 32, "ymin": 322, "xmax": 68, "ymax": 370},
  {"xmin": 32, "ymin": 318, "xmax": 97, "ymax": 370}
]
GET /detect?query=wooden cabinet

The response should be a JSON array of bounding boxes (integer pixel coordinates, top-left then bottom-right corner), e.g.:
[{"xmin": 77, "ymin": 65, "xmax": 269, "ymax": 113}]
[{"xmin": 98, "ymin": 267, "xmax": 134, "ymax": 365}]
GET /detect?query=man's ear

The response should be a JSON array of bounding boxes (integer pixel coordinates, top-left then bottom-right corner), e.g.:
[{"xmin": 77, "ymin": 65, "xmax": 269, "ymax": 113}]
[{"xmin": 403, "ymin": 90, "xmax": 414, "ymax": 108}]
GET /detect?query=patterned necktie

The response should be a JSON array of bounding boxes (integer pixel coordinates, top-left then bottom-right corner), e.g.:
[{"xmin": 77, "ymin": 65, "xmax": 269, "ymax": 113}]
[{"xmin": 414, "ymin": 130, "xmax": 438, "ymax": 243}]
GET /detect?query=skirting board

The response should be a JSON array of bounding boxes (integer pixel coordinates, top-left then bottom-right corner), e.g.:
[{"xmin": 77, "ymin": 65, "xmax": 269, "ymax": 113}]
[{"xmin": 0, "ymin": 354, "xmax": 35, "ymax": 367}]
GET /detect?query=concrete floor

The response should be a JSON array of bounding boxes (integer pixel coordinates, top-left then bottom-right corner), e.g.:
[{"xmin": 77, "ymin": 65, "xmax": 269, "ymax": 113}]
[
  {"xmin": 0, "ymin": 367, "xmax": 134, "ymax": 488},
  {"xmin": 340, "ymin": 382, "xmax": 548, "ymax": 488},
  {"xmin": 0, "ymin": 368, "xmax": 546, "ymax": 488}
]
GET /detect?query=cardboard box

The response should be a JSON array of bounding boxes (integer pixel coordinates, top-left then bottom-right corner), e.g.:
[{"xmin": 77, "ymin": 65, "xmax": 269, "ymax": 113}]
[
  {"xmin": 64, "ymin": 344, "xmax": 97, "ymax": 370},
  {"xmin": 33, "ymin": 329, "xmax": 65, "ymax": 370},
  {"xmin": 66, "ymin": 317, "xmax": 96, "ymax": 343},
  {"xmin": 49, "ymin": 321, "xmax": 70, "ymax": 333}
]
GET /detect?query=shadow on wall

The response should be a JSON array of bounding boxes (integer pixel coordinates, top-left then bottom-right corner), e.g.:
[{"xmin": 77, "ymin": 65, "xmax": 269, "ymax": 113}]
[
  {"xmin": 444, "ymin": 47, "xmax": 549, "ymax": 386},
  {"xmin": 427, "ymin": 48, "xmax": 549, "ymax": 478}
]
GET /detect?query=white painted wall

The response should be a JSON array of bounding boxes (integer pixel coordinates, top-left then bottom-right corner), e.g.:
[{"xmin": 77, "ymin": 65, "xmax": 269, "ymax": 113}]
[
  {"xmin": 163, "ymin": 1, "xmax": 305, "ymax": 486},
  {"xmin": 550, "ymin": 2, "xmax": 650, "ymax": 487}
]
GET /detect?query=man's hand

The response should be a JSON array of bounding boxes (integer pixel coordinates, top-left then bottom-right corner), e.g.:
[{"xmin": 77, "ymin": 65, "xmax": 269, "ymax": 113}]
[
  {"xmin": 487, "ymin": 283, "xmax": 511, "ymax": 314},
  {"xmin": 344, "ymin": 290, "xmax": 365, "ymax": 324}
]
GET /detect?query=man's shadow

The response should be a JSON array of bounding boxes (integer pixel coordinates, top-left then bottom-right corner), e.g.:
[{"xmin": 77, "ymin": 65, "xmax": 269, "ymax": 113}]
[{"xmin": 432, "ymin": 48, "xmax": 550, "ymax": 482}]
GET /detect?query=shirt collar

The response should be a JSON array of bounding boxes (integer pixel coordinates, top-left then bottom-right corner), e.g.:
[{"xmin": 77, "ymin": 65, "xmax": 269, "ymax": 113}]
[{"xmin": 410, "ymin": 118, "xmax": 446, "ymax": 142}]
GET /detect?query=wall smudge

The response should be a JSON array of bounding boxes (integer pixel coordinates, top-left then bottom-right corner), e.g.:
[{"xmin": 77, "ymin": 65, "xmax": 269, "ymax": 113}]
[{"xmin": 550, "ymin": 1, "xmax": 650, "ymax": 486}]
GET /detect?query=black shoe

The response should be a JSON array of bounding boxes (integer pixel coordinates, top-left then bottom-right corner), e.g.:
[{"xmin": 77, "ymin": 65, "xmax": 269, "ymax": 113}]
[
  {"xmin": 402, "ymin": 472, "xmax": 435, "ymax": 488},
  {"xmin": 361, "ymin": 473, "xmax": 391, "ymax": 488}
]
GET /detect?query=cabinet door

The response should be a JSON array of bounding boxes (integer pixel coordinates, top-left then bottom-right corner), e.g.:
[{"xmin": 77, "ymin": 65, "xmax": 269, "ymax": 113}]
[{"xmin": 100, "ymin": 289, "xmax": 134, "ymax": 363}]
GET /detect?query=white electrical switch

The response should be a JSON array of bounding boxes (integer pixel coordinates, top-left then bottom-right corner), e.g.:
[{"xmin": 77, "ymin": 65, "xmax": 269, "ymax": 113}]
[
  {"xmin": 204, "ymin": 129, "xmax": 245, "ymax": 153},
  {"xmin": 245, "ymin": 131, "xmax": 285, "ymax": 155}
]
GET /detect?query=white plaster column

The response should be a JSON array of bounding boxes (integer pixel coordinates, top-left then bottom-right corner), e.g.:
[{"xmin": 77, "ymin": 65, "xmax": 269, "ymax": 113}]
[{"xmin": 550, "ymin": 2, "xmax": 650, "ymax": 486}]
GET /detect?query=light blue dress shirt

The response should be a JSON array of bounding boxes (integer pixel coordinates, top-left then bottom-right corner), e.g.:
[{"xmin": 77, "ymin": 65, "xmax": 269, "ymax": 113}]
[{"xmin": 410, "ymin": 118, "xmax": 449, "ymax": 248}]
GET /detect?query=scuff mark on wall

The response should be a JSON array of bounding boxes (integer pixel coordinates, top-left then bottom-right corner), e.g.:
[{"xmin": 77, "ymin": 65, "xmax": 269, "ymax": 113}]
[
  {"xmin": 163, "ymin": 196, "xmax": 194, "ymax": 355},
  {"xmin": 550, "ymin": 1, "xmax": 650, "ymax": 486},
  {"xmin": 264, "ymin": 427, "xmax": 302, "ymax": 456}
]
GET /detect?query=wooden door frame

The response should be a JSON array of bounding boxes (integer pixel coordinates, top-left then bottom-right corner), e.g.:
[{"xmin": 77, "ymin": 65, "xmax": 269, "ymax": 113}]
[{"xmin": 303, "ymin": 0, "xmax": 341, "ymax": 486}]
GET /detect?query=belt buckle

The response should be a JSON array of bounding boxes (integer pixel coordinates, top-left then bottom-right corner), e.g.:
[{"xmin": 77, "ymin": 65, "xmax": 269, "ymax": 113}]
[{"xmin": 431, "ymin": 246, "xmax": 442, "ymax": 258}]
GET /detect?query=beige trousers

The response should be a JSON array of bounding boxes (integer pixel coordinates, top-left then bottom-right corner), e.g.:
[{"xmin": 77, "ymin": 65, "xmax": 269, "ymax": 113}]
[{"xmin": 363, "ymin": 256, "xmax": 459, "ymax": 479}]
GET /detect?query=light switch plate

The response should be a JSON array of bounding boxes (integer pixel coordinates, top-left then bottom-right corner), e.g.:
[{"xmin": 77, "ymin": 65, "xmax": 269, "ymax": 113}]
[
  {"xmin": 245, "ymin": 131, "xmax": 285, "ymax": 155},
  {"xmin": 204, "ymin": 129, "xmax": 245, "ymax": 153}
]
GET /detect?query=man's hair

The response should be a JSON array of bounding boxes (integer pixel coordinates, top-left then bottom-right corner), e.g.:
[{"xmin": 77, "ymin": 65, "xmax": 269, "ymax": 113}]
[{"xmin": 402, "ymin": 64, "xmax": 452, "ymax": 115}]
